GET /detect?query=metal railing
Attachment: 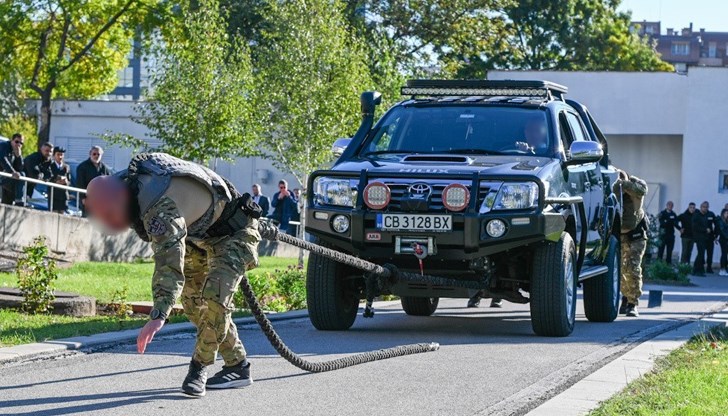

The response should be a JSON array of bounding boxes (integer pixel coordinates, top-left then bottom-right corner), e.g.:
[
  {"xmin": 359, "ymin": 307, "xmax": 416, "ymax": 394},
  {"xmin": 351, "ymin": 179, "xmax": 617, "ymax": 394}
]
[{"xmin": 0, "ymin": 171, "xmax": 86, "ymax": 213}]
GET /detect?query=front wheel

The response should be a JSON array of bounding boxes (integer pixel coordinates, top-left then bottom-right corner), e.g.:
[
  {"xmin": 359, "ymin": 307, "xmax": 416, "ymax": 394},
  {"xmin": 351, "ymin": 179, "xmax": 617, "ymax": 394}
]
[
  {"xmin": 401, "ymin": 296, "xmax": 439, "ymax": 316},
  {"xmin": 530, "ymin": 232, "xmax": 578, "ymax": 337},
  {"xmin": 583, "ymin": 235, "xmax": 621, "ymax": 322},
  {"xmin": 306, "ymin": 241, "xmax": 360, "ymax": 331}
]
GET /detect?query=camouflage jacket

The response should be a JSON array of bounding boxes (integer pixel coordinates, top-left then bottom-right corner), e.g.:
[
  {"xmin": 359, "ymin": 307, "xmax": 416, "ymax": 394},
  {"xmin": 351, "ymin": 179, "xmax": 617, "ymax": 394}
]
[{"xmin": 613, "ymin": 175, "xmax": 648, "ymax": 233}]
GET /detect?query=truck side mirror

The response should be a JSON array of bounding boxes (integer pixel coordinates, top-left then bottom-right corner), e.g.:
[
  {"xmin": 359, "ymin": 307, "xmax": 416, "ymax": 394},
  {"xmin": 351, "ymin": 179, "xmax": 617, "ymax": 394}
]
[
  {"xmin": 332, "ymin": 138, "xmax": 352, "ymax": 158},
  {"xmin": 566, "ymin": 141, "xmax": 603, "ymax": 166}
]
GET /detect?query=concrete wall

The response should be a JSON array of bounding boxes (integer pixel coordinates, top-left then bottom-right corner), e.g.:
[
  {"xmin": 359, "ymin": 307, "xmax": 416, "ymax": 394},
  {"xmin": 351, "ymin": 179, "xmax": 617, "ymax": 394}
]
[
  {"xmin": 0, "ymin": 204, "xmax": 302, "ymax": 261},
  {"xmin": 0, "ymin": 205, "xmax": 152, "ymax": 262}
]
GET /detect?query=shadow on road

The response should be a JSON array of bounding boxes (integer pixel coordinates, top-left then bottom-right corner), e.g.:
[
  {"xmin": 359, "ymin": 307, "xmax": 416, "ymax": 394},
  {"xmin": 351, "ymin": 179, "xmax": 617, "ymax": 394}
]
[{"xmin": 0, "ymin": 387, "xmax": 187, "ymax": 415}]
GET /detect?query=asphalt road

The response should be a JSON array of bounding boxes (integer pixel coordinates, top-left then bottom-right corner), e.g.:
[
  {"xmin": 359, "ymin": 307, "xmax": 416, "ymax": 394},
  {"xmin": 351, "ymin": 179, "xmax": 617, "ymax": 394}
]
[{"xmin": 1, "ymin": 276, "xmax": 727, "ymax": 416}]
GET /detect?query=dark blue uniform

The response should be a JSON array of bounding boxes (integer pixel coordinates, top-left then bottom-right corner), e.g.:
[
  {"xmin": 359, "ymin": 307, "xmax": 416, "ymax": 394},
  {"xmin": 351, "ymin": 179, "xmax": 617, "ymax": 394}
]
[{"xmin": 657, "ymin": 209, "xmax": 680, "ymax": 264}]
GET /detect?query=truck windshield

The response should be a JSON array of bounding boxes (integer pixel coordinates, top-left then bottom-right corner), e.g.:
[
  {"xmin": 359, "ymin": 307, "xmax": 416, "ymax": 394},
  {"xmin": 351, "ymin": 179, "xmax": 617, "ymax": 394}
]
[{"xmin": 362, "ymin": 106, "xmax": 552, "ymax": 157}]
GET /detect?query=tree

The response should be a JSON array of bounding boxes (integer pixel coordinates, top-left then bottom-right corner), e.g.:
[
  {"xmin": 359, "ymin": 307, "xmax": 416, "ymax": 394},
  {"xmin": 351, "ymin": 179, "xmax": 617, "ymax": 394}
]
[
  {"xmin": 255, "ymin": 0, "xmax": 373, "ymax": 186},
  {"xmin": 0, "ymin": 0, "xmax": 158, "ymax": 147},
  {"xmin": 468, "ymin": 0, "xmax": 673, "ymax": 73},
  {"xmin": 109, "ymin": 0, "xmax": 258, "ymax": 165}
]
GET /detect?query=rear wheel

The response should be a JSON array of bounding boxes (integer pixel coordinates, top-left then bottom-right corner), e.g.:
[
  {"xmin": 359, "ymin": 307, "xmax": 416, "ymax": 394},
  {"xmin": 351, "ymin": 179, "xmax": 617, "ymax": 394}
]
[
  {"xmin": 530, "ymin": 232, "xmax": 577, "ymax": 337},
  {"xmin": 401, "ymin": 296, "xmax": 439, "ymax": 316},
  {"xmin": 306, "ymin": 240, "xmax": 360, "ymax": 330},
  {"xmin": 583, "ymin": 235, "xmax": 621, "ymax": 322}
]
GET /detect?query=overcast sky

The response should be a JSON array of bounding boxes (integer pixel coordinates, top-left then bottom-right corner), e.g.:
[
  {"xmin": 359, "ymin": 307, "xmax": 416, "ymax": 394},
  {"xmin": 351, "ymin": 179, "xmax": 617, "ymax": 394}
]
[{"xmin": 619, "ymin": 0, "xmax": 728, "ymax": 33}]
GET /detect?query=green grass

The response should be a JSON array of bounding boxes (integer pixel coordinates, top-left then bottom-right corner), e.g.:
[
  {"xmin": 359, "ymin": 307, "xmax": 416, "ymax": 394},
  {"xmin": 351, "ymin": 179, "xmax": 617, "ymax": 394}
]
[
  {"xmin": 590, "ymin": 327, "xmax": 728, "ymax": 416},
  {"xmin": 0, "ymin": 257, "xmax": 301, "ymax": 303}
]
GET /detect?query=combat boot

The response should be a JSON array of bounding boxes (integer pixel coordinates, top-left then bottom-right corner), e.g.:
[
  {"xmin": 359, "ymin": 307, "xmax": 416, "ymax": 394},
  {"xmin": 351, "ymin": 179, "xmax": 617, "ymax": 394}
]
[
  {"xmin": 207, "ymin": 360, "xmax": 253, "ymax": 389},
  {"xmin": 619, "ymin": 296, "xmax": 628, "ymax": 315},
  {"xmin": 182, "ymin": 359, "xmax": 208, "ymax": 397},
  {"xmin": 625, "ymin": 304, "xmax": 639, "ymax": 317}
]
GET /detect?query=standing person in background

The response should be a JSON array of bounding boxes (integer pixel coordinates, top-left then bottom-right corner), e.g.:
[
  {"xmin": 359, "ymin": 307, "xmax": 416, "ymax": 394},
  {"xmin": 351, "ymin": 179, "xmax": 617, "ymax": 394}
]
[
  {"xmin": 251, "ymin": 184, "xmax": 269, "ymax": 217},
  {"xmin": 0, "ymin": 133, "xmax": 26, "ymax": 205},
  {"xmin": 49, "ymin": 147, "xmax": 71, "ymax": 213},
  {"xmin": 692, "ymin": 201, "xmax": 713, "ymax": 277},
  {"xmin": 288, "ymin": 188, "xmax": 303, "ymax": 236},
  {"xmin": 76, "ymin": 146, "xmax": 111, "ymax": 216},
  {"xmin": 613, "ymin": 169, "xmax": 648, "ymax": 318},
  {"xmin": 678, "ymin": 202, "xmax": 696, "ymax": 264},
  {"xmin": 270, "ymin": 179, "xmax": 298, "ymax": 235},
  {"xmin": 704, "ymin": 202, "xmax": 718, "ymax": 274},
  {"xmin": 717, "ymin": 209, "xmax": 728, "ymax": 276},
  {"xmin": 23, "ymin": 142, "xmax": 53, "ymax": 197},
  {"xmin": 657, "ymin": 201, "xmax": 680, "ymax": 264}
]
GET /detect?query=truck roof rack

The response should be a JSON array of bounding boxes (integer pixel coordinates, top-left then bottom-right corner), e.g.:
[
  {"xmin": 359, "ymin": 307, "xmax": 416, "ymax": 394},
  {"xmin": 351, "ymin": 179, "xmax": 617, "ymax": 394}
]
[{"xmin": 401, "ymin": 79, "xmax": 568, "ymax": 100}]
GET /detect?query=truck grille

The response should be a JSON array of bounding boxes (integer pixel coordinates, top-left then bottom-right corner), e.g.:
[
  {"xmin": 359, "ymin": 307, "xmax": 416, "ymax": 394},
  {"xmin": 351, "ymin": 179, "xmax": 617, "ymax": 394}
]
[{"xmin": 380, "ymin": 180, "xmax": 491, "ymax": 213}]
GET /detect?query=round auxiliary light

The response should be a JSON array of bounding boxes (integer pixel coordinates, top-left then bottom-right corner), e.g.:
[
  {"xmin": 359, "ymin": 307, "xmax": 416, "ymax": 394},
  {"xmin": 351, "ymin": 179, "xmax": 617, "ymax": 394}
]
[
  {"xmin": 363, "ymin": 181, "xmax": 391, "ymax": 210},
  {"xmin": 442, "ymin": 183, "xmax": 470, "ymax": 212},
  {"xmin": 331, "ymin": 215, "xmax": 350, "ymax": 234},
  {"xmin": 486, "ymin": 219, "xmax": 507, "ymax": 238}
]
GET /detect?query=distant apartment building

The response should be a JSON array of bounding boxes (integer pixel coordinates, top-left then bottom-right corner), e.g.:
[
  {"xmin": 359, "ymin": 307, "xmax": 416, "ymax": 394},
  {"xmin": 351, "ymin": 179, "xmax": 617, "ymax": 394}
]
[{"xmin": 632, "ymin": 21, "xmax": 728, "ymax": 73}]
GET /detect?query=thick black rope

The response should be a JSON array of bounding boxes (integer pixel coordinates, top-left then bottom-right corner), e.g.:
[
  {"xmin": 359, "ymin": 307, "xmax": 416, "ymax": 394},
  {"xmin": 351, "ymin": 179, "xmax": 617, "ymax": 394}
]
[{"xmin": 239, "ymin": 273, "xmax": 439, "ymax": 373}]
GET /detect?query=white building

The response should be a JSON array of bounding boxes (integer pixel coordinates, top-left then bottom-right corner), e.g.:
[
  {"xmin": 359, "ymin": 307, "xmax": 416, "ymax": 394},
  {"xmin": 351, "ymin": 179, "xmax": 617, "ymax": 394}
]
[
  {"xmin": 36, "ymin": 99, "xmax": 302, "ymax": 194},
  {"xmin": 490, "ymin": 68, "xmax": 728, "ymax": 215}
]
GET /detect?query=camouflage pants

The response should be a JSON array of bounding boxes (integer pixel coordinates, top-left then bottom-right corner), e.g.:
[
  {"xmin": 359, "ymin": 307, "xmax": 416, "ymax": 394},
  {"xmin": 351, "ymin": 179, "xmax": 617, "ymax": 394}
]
[
  {"xmin": 181, "ymin": 222, "xmax": 260, "ymax": 367},
  {"xmin": 620, "ymin": 235, "xmax": 647, "ymax": 305}
]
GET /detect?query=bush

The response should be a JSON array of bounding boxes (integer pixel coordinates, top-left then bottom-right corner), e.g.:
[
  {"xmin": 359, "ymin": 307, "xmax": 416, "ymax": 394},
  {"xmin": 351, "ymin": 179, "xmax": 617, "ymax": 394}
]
[
  {"xmin": 108, "ymin": 285, "xmax": 132, "ymax": 320},
  {"xmin": 16, "ymin": 237, "xmax": 58, "ymax": 314},
  {"xmin": 234, "ymin": 265, "xmax": 306, "ymax": 312},
  {"xmin": 646, "ymin": 260, "xmax": 691, "ymax": 284}
]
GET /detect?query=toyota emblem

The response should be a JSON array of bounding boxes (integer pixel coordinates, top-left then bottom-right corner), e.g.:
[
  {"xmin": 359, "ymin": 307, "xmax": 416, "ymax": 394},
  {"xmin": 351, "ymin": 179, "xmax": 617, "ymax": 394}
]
[{"xmin": 408, "ymin": 183, "xmax": 432, "ymax": 199}]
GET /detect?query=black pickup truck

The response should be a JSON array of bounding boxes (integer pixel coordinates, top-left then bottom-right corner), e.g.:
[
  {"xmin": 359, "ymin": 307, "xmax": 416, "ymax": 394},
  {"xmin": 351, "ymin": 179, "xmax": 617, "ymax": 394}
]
[{"xmin": 306, "ymin": 80, "xmax": 622, "ymax": 337}]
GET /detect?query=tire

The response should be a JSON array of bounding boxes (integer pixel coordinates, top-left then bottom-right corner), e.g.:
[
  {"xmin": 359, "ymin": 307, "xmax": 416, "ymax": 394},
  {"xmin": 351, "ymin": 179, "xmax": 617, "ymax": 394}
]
[
  {"xmin": 401, "ymin": 296, "xmax": 439, "ymax": 316},
  {"xmin": 306, "ymin": 242, "xmax": 360, "ymax": 331},
  {"xmin": 530, "ymin": 232, "xmax": 578, "ymax": 337},
  {"xmin": 583, "ymin": 235, "xmax": 621, "ymax": 323}
]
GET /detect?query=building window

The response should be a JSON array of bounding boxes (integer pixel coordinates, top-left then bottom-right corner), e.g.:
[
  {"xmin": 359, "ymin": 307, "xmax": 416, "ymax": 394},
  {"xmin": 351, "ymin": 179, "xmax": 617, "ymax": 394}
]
[
  {"xmin": 645, "ymin": 25, "xmax": 655, "ymax": 35},
  {"xmin": 709, "ymin": 41, "xmax": 717, "ymax": 58},
  {"xmin": 671, "ymin": 41, "xmax": 690, "ymax": 56}
]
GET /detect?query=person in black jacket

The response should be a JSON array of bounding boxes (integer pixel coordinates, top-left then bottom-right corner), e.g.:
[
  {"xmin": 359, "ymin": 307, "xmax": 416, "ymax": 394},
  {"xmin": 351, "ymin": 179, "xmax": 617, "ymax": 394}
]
[
  {"xmin": 693, "ymin": 201, "xmax": 713, "ymax": 276},
  {"xmin": 0, "ymin": 133, "xmax": 26, "ymax": 205},
  {"xmin": 718, "ymin": 209, "xmax": 728, "ymax": 276},
  {"xmin": 251, "ymin": 183, "xmax": 270, "ymax": 217},
  {"xmin": 23, "ymin": 142, "xmax": 53, "ymax": 197},
  {"xmin": 657, "ymin": 201, "xmax": 680, "ymax": 264},
  {"xmin": 678, "ymin": 202, "xmax": 696, "ymax": 264},
  {"xmin": 49, "ymin": 147, "xmax": 71, "ymax": 213},
  {"xmin": 704, "ymin": 202, "xmax": 718, "ymax": 274},
  {"xmin": 76, "ymin": 146, "xmax": 111, "ymax": 216}
]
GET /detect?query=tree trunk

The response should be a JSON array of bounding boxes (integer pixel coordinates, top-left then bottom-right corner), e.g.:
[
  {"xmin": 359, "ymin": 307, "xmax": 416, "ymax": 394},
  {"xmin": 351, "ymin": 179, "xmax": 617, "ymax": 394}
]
[{"xmin": 38, "ymin": 90, "xmax": 52, "ymax": 148}]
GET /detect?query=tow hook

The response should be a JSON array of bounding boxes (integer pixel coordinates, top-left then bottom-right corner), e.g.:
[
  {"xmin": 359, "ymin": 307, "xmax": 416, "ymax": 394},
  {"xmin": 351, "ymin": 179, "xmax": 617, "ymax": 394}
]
[{"xmin": 413, "ymin": 243, "xmax": 428, "ymax": 275}]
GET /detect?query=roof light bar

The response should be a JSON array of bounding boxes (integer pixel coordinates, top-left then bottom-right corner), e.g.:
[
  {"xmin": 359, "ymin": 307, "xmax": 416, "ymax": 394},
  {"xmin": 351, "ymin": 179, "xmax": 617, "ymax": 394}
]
[{"xmin": 401, "ymin": 79, "xmax": 568, "ymax": 99}]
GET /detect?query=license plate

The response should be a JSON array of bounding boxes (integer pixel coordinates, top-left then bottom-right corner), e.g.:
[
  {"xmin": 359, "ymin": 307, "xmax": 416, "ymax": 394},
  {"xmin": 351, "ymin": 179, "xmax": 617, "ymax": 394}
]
[{"xmin": 376, "ymin": 214, "xmax": 452, "ymax": 232}]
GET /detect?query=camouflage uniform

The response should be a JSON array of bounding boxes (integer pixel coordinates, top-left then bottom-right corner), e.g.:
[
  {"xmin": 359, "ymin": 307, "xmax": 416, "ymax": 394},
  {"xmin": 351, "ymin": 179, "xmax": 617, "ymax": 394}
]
[
  {"xmin": 126, "ymin": 153, "xmax": 260, "ymax": 367},
  {"xmin": 613, "ymin": 175, "xmax": 648, "ymax": 305}
]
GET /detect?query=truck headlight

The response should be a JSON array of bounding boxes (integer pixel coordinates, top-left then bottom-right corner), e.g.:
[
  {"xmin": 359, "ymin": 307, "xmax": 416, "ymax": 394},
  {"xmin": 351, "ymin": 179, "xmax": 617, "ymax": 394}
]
[
  {"xmin": 313, "ymin": 177, "xmax": 358, "ymax": 207},
  {"xmin": 493, "ymin": 182, "xmax": 539, "ymax": 210}
]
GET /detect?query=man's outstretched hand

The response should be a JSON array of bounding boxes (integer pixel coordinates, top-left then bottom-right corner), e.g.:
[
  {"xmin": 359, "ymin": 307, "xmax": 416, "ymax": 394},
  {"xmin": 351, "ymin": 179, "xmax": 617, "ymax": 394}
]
[{"xmin": 137, "ymin": 319, "xmax": 165, "ymax": 354}]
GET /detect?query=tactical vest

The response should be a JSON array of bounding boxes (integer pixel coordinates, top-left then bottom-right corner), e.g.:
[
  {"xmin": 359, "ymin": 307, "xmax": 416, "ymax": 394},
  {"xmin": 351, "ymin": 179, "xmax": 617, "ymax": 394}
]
[{"xmin": 121, "ymin": 153, "xmax": 237, "ymax": 240}]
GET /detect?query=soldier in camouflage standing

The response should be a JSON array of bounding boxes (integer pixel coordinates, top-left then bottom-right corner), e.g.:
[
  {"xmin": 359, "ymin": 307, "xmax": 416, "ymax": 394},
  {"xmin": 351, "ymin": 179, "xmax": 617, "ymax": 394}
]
[
  {"xmin": 613, "ymin": 169, "xmax": 648, "ymax": 317},
  {"xmin": 85, "ymin": 153, "xmax": 262, "ymax": 397}
]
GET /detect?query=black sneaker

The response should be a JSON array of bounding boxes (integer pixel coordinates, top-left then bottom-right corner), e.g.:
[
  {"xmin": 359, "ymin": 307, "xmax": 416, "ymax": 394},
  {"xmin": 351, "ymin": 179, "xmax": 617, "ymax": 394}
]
[
  {"xmin": 619, "ymin": 296, "xmax": 628, "ymax": 315},
  {"xmin": 490, "ymin": 298, "xmax": 503, "ymax": 308},
  {"xmin": 182, "ymin": 360, "xmax": 207, "ymax": 397},
  {"xmin": 625, "ymin": 304, "xmax": 639, "ymax": 317},
  {"xmin": 467, "ymin": 293, "xmax": 482, "ymax": 308},
  {"xmin": 207, "ymin": 361, "xmax": 253, "ymax": 389}
]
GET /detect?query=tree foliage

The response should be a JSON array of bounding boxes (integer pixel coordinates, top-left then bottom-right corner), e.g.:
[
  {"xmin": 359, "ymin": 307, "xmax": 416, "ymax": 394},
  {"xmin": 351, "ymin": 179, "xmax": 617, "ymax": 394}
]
[
  {"xmin": 255, "ymin": 0, "xmax": 373, "ymax": 185},
  {"xmin": 118, "ymin": 0, "xmax": 258, "ymax": 164},
  {"xmin": 0, "ymin": 0, "xmax": 161, "ymax": 145}
]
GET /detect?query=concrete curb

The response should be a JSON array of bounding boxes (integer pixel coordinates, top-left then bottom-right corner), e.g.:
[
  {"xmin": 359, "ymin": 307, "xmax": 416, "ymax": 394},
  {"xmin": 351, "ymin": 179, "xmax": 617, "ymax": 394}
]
[
  {"xmin": 526, "ymin": 306, "xmax": 728, "ymax": 416},
  {"xmin": 0, "ymin": 309, "xmax": 309, "ymax": 366}
]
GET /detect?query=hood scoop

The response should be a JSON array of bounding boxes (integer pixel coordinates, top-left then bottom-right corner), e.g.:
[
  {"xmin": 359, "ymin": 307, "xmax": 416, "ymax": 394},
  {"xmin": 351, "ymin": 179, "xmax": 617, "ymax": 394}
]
[{"xmin": 402, "ymin": 154, "xmax": 473, "ymax": 164}]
